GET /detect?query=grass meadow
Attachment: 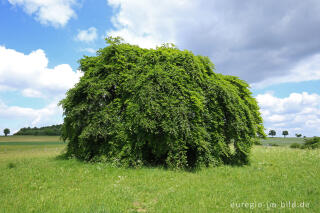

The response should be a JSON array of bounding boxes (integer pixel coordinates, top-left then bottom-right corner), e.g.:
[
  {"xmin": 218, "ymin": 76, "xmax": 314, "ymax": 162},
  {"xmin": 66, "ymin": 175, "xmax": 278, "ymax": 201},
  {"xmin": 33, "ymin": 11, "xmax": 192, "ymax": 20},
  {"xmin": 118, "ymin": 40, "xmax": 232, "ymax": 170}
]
[
  {"xmin": 260, "ymin": 137, "xmax": 306, "ymax": 146},
  {"xmin": 0, "ymin": 136, "xmax": 319, "ymax": 212}
]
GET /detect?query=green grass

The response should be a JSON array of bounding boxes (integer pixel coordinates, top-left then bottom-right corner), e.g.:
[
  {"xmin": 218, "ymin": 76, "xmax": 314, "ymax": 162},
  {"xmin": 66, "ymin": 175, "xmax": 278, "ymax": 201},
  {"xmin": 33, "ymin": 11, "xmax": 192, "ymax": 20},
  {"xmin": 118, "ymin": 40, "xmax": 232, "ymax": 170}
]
[
  {"xmin": 1, "ymin": 137, "xmax": 319, "ymax": 212},
  {"xmin": 0, "ymin": 135, "xmax": 65, "ymax": 146},
  {"xmin": 260, "ymin": 137, "xmax": 306, "ymax": 146},
  {"xmin": 0, "ymin": 135, "xmax": 62, "ymax": 142},
  {"xmin": 0, "ymin": 142, "xmax": 64, "ymax": 145}
]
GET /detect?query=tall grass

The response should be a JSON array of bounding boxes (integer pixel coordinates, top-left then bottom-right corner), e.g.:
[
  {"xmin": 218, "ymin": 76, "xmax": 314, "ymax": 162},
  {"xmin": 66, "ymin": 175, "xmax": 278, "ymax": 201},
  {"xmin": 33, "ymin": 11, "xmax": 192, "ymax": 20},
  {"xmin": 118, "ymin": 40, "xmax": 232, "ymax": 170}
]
[
  {"xmin": 0, "ymin": 139, "xmax": 319, "ymax": 212},
  {"xmin": 260, "ymin": 137, "xmax": 306, "ymax": 146}
]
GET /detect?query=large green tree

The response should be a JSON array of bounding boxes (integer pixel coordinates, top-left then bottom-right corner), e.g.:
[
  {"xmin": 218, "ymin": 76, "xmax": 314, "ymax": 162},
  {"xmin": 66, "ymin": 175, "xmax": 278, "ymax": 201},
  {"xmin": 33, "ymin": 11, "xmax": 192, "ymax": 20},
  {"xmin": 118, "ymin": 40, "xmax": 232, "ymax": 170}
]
[
  {"xmin": 3, "ymin": 128, "xmax": 10, "ymax": 136},
  {"xmin": 60, "ymin": 37, "xmax": 265, "ymax": 169}
]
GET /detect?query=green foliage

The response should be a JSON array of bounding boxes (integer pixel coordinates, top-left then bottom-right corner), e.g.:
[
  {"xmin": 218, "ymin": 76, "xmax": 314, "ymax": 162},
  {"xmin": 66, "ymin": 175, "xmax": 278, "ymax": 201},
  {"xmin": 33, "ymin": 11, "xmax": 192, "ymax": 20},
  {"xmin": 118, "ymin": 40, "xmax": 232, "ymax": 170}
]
[
  {"xmin": 59, "ymin": 37, "xmax": 265, "ymax": 169},
  {"xmin": 268, "ymin": 129, "xmax": 276, "ymax": 137},
  {"xmin": 295, "ymin": 133, "xmax": 302, "ymax": 138},
  {"xmin": 14, "ymin": 125, "xmax": 62, "ymax": 136},
  {"xmin": 7, "ymin": 162, "xmax": 16, "ymax": 169},
  {"xmin": 301, "ymin": 137, "xmax": 320, "ymax": 149},
  {"xmin": 253, "ymin": 138, "xmax": 262, "ymax": 145},
  {"xmin": 290, "ymin": 143, "xmax": 301, "ymax": 149},
  {"xmin": 289, "ymin": 137, "xmax": 320, "ymax": 149},
  {"xmin": 3, "ymin": 128, "xmax": 10, "ymax": 136},
  {"xmin": 282, "ymin": 130, "xmax": 289, "ymax": 138}
]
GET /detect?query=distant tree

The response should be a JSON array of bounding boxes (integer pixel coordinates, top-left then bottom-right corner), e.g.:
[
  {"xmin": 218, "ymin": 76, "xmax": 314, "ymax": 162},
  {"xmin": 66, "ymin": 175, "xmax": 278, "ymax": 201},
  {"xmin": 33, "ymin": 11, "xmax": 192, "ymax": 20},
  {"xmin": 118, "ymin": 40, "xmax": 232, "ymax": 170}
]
[
  {"xmin": 4, "ymin": 128, "xmax": 10, "ymax": 136},
  {"xmin": 268, "ymin": 130, "xmax": 276, "ymax": 138},
  {"xmin": 295, "ymin": 133, "xmax": 302, "ymax": 138},
  {"xmin": 282, "ymin": 130, "xmax": 289, "ymax": 138}
]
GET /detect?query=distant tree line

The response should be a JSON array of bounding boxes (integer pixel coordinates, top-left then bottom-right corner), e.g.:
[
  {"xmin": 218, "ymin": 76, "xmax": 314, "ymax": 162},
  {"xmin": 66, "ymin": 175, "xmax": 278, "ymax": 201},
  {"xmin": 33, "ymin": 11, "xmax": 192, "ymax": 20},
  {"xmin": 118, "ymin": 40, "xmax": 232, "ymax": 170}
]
[
  {"xmin": 268, "ymin": 129, "xmax": 303, "ymax": 138},
  {"xmin": 14, "ymin": 124, "xmax": 62, "ymax": 136}
]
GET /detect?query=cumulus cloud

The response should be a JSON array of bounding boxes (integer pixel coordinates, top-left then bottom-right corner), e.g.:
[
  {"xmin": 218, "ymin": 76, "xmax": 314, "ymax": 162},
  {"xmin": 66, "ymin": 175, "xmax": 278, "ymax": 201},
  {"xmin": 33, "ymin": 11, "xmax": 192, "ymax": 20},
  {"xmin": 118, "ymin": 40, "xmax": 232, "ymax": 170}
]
[
  {"xmin": 252, "ymin": 54, "xmax": 320, "ymax": 88},
  {"xmin": 7, "ymin": 0, "xmax": 78, "ymax": 27},
  {"xmin": 257, "ymin": 92, "xmax": 320, "ymax": 136},
  {"xmin": 80, "ymin": 48, "xmax": 96, "ymax": 54},
  {"xmin": 22, "ymin": 88, "xmax": 44, "ymax": 98},
  {"xmin": 107, "ymin": 0, "xmax": 178, "ymax": 48},
  {"xmin": 76, "ymin": 27, "xmax": 98, "ymax": 43},
  {"xmin": 0, "ymin": 46, "xmax": 83, "ymax": 99},
  {"xmin": 0, "ymin": 99, "xmax": 62, "ymax": 131},
  {"xmin": 106, "ymin": 0, "xmax": 320, "ymax": 85}
]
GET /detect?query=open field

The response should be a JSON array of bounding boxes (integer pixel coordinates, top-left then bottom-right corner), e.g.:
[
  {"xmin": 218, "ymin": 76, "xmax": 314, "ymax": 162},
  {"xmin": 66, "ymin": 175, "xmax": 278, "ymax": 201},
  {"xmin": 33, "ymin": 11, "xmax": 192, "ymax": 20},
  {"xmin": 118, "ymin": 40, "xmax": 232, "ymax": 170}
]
[
  {"xmin": 1, "ymin": 136, "xmax": 319, "ymax": 212},
  {"xmin": 0, "ymin": 136, "xmax": 65, "ymax": 161},
  {"xmin": 260, "ymin": 137, "xmax": 306, "ymax": 146},
  {"xmin": 0, "ymin": 135, "xmax": 63, "ymax": 143}
]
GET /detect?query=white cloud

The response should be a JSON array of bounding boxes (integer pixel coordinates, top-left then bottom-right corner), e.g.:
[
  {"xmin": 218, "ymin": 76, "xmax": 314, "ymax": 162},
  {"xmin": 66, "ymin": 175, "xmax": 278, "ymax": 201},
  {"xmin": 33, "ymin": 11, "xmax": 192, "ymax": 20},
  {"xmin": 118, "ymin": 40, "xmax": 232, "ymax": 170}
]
[
  {"xmin": 106, "ymin": 0, "xmax": 320, "ymax": 86},
  {"xmin": 0, "ymin": 85, "xmax": 15, "ymax": 92},
  {"xmin": 76, "ymin": 27, "xmax": 98, "ymax": 43},
  {"xmin": 22, "ymin": 88, "xmax": 44, "ymax": 98},
  {"xmin": 252, "ymin": 54, "xmax": 320, "ymax": 88},
  {"xmin": 80, "ymin": 48, "xmax": 96, "ymax": 53},
  {"xmin": 0, "ymin": 46, "xmax": 83, "ymax": 98},
  {"xmin": 0, "ymin": 46, "xmax": 82, "ymax": 132},
  {"xmin": 0, "ymin": 99, "xmax": 62, "ymax": 130},
  {"xmin": 257, "ymin": 92, "xmax": 320, "ymax": 136},
  {"xmin": 8, "ymin": 0, "xmax": 77, "ymax": 27},
  {"xmin": 106, "ymin": 0, "xmax": 179, "ymax": 48},
  {"xmin": 268, "ymin": 114, "xmax": 286, "ymax": 123}
]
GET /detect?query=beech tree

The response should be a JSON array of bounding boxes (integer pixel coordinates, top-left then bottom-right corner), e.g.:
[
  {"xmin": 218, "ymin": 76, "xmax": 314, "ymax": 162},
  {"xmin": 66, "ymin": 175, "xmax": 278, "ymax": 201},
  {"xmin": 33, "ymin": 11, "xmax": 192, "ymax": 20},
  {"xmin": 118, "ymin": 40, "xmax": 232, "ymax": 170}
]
[
  {"xmin": 282, "ymin": 130, "xmax": 289, "ymax": 138},
  {"xmin": 59, "ymin": 37, "xmax": 265, "ymax": 169},
  {"xmin": 268, "ymin": 130, "xmax": 276, "ymax": 138},
  {"xmin": 4, "ymin": 128, "xmax": 10, "ymax": 136}
]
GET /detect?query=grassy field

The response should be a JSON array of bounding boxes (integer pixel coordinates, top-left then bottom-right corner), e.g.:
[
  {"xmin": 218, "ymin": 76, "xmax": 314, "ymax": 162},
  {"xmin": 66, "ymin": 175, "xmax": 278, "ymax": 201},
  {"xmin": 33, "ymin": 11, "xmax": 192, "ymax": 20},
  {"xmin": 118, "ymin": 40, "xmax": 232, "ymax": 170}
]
[
  {"xmin": 0, "ymin": 135, "xmax": 63, "ymax": 144},
  {"xmin": 0, "ymin": 136, "xmax": 65, "ymax": 161},
  {"xmin": 1, "ymin": 136, "xmax": 319, "ymax": 212},
  {"xmin": 0, "ymin": 135, "xmax": 63, "ymax": 142},
  {"xmin": 260, "ymin": 137, "xmax": 306, "ymax": 146}
]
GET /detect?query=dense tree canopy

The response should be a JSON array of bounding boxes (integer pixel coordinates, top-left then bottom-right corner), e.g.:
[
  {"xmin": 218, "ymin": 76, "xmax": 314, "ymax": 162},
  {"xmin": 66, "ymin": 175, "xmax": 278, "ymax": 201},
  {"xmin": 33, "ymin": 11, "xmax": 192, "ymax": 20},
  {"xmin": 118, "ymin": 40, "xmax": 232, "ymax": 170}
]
[
  {"xmin": 60, "ymin": 37, "xmax": 265, "ymax": 169},
  {"xmin": 282, "ymin": 130, "xmax": 289, "ymax": 138},
  {"xmin": 4, "ymin": 128, "xmax": 10, "ymax": 136},
  {"xmin": 303, "ymin": 137, "xmax": 320, "ymax": 149},
  {"xmin": 14, "ymin": 125, "xmax": 62, "ymax": 136},
  {"xmin": 268, "ymin": 130, "xmax": 276, "ymax": 137}
]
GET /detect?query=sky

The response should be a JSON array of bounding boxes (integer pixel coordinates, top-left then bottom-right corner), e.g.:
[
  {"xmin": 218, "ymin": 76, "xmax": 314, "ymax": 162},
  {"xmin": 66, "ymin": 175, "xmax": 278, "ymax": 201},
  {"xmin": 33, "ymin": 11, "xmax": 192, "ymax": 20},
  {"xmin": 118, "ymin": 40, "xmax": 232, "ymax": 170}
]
[{"xmin": 0, "ymin": 0, "xmax": 319, "ymax": 137}]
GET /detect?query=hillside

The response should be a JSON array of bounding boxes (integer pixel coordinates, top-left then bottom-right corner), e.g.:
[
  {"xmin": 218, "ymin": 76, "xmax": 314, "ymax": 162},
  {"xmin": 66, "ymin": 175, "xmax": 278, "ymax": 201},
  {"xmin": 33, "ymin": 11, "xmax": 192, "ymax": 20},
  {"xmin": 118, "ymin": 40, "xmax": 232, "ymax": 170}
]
[{"xmin": 14, "ymin": 124, "xmax": 62, "ymax": 136}]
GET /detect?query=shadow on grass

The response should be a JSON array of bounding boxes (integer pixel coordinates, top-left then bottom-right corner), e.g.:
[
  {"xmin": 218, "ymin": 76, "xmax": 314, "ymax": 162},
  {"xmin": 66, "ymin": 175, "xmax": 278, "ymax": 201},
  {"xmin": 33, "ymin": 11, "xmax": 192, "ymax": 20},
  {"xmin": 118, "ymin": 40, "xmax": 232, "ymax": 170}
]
[
  {"xmin": 7, "ymin": 162, "xmax": 16, "ymax": 169},
  {"xmin": 55, "ymin": 153, "xmax": 67, "ymax": 160},
  {"xmin": 53, "ymin": 152, "xmax": 248, "ymax": 173}
]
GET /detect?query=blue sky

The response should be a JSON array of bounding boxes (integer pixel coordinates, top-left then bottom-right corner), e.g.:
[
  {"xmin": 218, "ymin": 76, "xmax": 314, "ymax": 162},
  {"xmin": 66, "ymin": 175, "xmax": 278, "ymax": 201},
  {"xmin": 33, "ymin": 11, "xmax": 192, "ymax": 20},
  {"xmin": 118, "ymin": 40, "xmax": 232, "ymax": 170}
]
[{"xmin": 0, "ymin": 0, "xmax": 320, "ymax": 136}]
